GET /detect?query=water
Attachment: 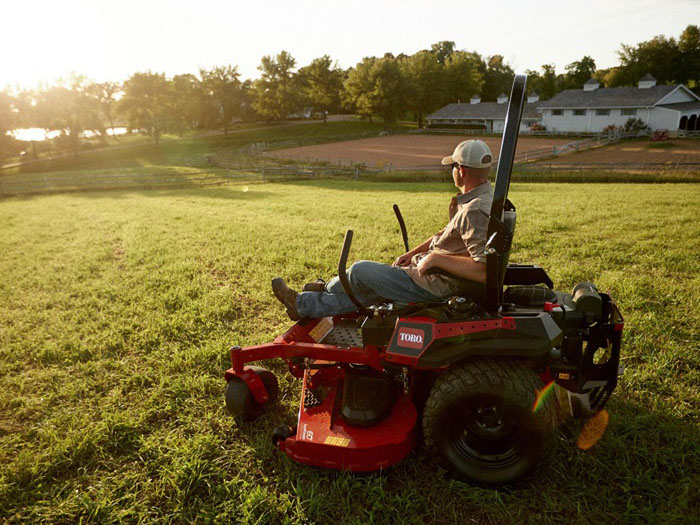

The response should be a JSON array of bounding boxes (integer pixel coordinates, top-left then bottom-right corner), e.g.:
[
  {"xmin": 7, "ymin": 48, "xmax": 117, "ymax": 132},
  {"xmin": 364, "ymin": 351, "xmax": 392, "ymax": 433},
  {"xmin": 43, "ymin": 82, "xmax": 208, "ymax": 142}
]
[{"xmin": 11, "ymin": 127, "xmax": 129, "ymax": 142}]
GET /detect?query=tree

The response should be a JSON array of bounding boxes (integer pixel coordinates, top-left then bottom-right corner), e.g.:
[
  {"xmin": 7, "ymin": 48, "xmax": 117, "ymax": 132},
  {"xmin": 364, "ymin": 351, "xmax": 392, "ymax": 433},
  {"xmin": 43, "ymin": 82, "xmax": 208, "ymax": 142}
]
[
  {"xmin": 368, "ymin": 56, "xmax": 406, "ymax": 124},
  {"xmin": 297, "ymin": 55, "xmax": 343, "ymax": 123},
  {"xmin": 343, "ymin": 57, "xmax": 377, "ymax": 121},
  {"xmin": 561, "ymin": 56, "xmax": 596, "ymax": 90},
  {"xmin": 613, "ymin": 32, "xmax": 682, "ymax": 86},
  {"xmin": 89, "ymin": 82, "xmax": 122, "ymax": 139},
  {"xmin": 171, "ymin": 74, "xmax": 202, "ymax": 135},
  {"xmin": 481, "ymin": 55, "xmax": 514, "ymax": 101},
  {"xmin": 402, "ymin": 50, "xmax": 446, "ymax": 128},
  {"xmin": 33, "ymin": 75, "xmax": 102, "ymax": 152},
  {"xmin": 199, "ymin": 65, "xmax": 242, "ymax": 132},
  {"xmin": 119, "ymin": 72, "xmax": 173, "ymax": 145},
  {"xmin": 525, "ymin": 64, "xmax": 558, "ymax": 100},
  {"xmin": 430, "ymin": 41, "xmax": 456, "ymax": 65},
  {"xmin": 253, "ymin": 51, "xmax": 302, "ymax": 121},
  {"xmin": 678, "ymin": 25, "xmax": 700, "ymax": 87},
  {"xmin": 443, "ymin": 50, "xmax": 483, "ymax": 104},
  {"xmin": 0, "ymin": 90, "xmax": 18, "ymax": 161}
]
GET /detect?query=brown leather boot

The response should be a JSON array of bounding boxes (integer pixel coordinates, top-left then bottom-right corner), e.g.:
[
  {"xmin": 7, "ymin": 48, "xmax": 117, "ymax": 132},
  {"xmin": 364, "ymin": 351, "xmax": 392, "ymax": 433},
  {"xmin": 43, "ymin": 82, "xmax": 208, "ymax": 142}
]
[
  {"xmin": 271, "ymin": 277, "xmax": 300, "ymax": 321},
  {"xmin": 302, "ymin": 279, "xmax": 326, "ymax": 293}
]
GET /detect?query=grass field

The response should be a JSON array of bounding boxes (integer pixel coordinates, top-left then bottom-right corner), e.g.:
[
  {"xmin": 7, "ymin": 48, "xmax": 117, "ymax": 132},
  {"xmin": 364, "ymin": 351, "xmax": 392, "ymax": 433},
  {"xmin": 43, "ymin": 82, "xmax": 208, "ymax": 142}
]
[
  {"xmin": 1, "ymin": 181, "xmax": 699, "ymax": 523},
  {"xmin": 2, "ymin": 121, "xmax": 408, "ymax": 177}
]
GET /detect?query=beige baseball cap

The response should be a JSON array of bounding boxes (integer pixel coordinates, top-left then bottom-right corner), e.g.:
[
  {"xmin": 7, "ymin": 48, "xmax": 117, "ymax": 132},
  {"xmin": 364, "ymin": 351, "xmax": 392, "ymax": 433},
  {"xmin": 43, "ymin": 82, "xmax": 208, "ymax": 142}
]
[{"xmin": 441, "ymin": 139, "xmax": 493, "ymax": 168}]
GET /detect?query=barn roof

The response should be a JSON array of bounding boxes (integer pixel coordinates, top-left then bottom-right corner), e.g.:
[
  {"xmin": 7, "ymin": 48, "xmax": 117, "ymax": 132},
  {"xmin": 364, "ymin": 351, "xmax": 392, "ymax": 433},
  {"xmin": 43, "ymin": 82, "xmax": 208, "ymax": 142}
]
[
  {"xmin": 427, "ymin": 102, "xmax": 542, "ymax": 121},
  {"xmin": 538, "ymin": 85, "xmax": 677, "ymax": 109},
  {"xmin": 657, "ymin": 101, "xmax": 700, "ymax": 111}
]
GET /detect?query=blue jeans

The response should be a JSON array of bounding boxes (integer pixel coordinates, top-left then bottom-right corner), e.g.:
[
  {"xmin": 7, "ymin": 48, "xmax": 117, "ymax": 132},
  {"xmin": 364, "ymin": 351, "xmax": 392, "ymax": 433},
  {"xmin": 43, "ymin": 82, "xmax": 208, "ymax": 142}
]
[{"xmin": 296, "ymin": 260, "xmax": 441, "ymax": 318}]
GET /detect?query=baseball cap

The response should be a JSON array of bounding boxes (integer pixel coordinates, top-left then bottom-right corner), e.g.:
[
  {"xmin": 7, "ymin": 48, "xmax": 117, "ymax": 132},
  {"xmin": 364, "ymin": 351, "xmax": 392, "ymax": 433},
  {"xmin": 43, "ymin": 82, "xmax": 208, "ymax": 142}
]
[{"xmin": 441, "ymin": 139, "xmax": 493, "ymax": 168}]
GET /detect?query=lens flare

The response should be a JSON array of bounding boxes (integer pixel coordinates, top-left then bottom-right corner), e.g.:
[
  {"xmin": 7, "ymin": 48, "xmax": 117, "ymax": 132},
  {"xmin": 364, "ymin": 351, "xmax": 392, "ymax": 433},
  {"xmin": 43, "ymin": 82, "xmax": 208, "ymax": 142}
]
[
  {"xmin": 532, "ymin": 380, "xmax": 556, "ymax": 413},
  {"xmin": 576, "ymin": 409, "xmax": 610, "ymax": 450}
]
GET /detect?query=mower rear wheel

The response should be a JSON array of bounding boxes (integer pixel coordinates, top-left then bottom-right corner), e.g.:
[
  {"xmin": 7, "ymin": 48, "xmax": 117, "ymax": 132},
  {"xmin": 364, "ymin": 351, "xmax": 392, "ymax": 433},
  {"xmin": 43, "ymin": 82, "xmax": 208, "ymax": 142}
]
[
  {"xmin": 225, "ymin": 366, "xmax": 279, "ymax": 421},
  {"xmin": 423, "ymin": 358, "xmax": 557, "ymax": 486}
]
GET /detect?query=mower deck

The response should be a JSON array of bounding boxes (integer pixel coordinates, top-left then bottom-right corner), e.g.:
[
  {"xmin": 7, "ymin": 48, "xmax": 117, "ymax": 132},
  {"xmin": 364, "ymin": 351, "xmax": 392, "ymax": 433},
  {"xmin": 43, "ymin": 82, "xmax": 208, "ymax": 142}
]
[{"xmin": 278, "ymin": 368, "xmax": 417, "ymax": 472}]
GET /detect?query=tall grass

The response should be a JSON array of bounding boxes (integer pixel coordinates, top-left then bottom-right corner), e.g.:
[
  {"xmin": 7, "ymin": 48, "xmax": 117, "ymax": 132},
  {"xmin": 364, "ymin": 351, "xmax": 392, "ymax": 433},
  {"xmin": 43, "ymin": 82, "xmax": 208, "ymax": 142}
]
[{"xmin": 0, "ymin": 181, "xmax": 698, "ymax": 523}]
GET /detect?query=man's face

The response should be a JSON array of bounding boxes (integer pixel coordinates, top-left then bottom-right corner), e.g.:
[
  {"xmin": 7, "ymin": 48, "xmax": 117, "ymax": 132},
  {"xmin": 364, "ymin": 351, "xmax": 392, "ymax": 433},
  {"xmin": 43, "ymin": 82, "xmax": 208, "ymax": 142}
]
[{"xmin": 452, "ymin": 164, "xmax": 462, "ymax": 187}]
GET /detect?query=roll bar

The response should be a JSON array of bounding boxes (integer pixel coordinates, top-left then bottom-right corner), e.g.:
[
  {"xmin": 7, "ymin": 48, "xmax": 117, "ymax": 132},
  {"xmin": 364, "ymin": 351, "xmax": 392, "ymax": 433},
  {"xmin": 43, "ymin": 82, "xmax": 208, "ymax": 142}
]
[{"xmin": 485, "ymin": 74, "xmax": 527, "ymax": 313}]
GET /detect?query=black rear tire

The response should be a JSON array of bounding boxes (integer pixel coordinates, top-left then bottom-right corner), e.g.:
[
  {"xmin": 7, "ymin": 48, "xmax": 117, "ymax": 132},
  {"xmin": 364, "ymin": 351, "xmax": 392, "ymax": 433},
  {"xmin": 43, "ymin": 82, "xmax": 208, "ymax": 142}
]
[
  {"xmin": 225, "ymin": 366, "xmax": 279, "ymax": 421},
  {"xmin": 422, "ymin": 358, "xmax": 557, "ymax": 486}
]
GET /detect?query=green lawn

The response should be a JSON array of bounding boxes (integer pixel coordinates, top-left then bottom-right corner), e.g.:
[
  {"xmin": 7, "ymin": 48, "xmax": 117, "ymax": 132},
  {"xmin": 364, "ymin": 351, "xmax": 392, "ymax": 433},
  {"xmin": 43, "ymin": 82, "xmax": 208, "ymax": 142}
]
[
  {"xmin": 1, "ymin": 181, "xmax": 698, "ymax": 523},
  {"xmin": 2, "ymin": 121, "xmax": 407, "ymax": 177}
]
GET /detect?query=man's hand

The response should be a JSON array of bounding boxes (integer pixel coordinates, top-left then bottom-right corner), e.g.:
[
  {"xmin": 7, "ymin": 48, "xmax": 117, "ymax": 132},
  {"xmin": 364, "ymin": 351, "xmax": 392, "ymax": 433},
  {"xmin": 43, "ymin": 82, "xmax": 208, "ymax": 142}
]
[
  {"xmin": 416, "ymin": 252, "xmax": 437, "ymax": 276},
  {"xmin": 392, "ymin": 251, "xmax": 413, "ymax": 267}
]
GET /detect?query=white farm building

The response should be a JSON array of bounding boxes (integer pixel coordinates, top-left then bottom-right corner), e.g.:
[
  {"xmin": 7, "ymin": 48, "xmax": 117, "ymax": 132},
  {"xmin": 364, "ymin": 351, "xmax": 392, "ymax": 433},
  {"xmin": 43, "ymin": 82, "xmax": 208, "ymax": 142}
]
[
  {"xmin": 425, "ymin": 93, "xmax": 543, "ymax": 133},
  {"xmin": 426, "ymin": 75, "xmax": 700, "ymax": 134}
]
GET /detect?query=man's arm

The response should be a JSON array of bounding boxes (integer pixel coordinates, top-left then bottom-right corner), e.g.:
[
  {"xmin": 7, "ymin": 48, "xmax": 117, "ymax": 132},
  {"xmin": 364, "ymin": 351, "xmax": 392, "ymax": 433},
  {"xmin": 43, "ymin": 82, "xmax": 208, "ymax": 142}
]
[
  {"xmin": 392, "ymin": 229, "xmax": 445, "ymax": 267},
  {"xmin": 415, "ymin": 251, "xmax": 486, "ymax": 283}
]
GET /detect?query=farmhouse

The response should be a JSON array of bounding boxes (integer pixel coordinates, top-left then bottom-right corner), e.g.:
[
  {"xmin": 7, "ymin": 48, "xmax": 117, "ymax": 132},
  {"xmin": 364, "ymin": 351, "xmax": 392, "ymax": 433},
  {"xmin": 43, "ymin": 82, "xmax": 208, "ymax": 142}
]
[
  {"xmin": 427, "ymin": 75, "xmax": 700, "ymax": 134},
  {"xmin": 539, "ymin": 75, "xmax": 700, "ymax": 133},
  {"xmin": 425, "ymin": 92, "xmax": 542, "ymax": 133}
]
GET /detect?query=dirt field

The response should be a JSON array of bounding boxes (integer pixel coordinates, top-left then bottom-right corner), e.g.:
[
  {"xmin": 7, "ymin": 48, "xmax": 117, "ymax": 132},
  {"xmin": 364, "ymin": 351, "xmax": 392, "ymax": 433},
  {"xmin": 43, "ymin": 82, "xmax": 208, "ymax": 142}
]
[
  {"xmin": 270, "ymin": 134, "xmax": 571, "ymax": 168},
  {"xmin": 536, "ymin": 138, "xmax": 700, "ymax": 166},
  {"xmin": 271, "ymin": 134, "xmax": 700, "ymax": 169}
]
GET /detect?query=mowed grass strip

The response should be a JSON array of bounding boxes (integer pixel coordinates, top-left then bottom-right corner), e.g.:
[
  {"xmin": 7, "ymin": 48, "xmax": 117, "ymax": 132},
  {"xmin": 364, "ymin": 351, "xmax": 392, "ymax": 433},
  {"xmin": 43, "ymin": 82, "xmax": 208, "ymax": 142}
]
[{"xmin": 0, "ymin": 181, "xmax": 698, "ymax": 523}]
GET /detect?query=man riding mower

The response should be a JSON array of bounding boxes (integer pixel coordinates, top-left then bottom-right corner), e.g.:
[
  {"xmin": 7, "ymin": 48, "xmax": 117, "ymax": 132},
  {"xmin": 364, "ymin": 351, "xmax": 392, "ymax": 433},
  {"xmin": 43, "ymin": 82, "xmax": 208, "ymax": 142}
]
[{"xmin": 223, "ymin": 74, "xmax": 624, "ymax": 486}]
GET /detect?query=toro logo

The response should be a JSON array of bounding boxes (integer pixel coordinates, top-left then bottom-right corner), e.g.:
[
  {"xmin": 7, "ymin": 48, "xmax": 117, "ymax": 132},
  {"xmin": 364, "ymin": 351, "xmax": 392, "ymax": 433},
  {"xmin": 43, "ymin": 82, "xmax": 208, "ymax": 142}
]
[{"xmin": 397, "ymin": 328, "xmax": 425, "ymax": 349}]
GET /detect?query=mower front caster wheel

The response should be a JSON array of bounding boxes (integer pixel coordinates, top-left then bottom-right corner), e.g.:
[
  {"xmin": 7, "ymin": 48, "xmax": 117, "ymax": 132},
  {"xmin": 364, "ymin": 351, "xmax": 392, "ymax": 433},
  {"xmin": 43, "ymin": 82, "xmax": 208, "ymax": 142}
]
[
  {"xmin": 225, "ymin": 366, "xmax": 279, "ymax": 421},
  {"xmin": 272, "ymin": 425, "xmax": 296, "ymax": 444}
]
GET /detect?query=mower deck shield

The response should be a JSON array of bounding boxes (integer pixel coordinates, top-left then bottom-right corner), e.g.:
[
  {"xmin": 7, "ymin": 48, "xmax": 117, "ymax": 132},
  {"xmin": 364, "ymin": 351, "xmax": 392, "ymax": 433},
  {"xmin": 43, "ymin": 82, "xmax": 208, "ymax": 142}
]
[{"xmin": 278, "ymin": 369, "xmax": 417, "ymax": 472}]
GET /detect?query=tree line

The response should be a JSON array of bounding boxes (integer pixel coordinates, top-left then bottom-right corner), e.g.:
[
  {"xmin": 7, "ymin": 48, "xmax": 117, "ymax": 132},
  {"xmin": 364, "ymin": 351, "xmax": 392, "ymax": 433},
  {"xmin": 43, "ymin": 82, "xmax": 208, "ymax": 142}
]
[{"xmin": 1, "ymin": 25, "xmax": 698, "ymax": 160}]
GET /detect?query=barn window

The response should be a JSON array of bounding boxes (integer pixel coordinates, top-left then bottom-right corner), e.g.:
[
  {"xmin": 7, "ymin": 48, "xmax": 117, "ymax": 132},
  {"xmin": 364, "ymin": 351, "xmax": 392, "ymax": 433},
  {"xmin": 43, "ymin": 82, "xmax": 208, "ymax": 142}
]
[
  {"xmin": 574, "ymin": 109, "xmax": 586, "ymax": 116},
  {"xmin": 621, "ymin": 108, "xmax": 636, "ymax": 116},
  {"xmin": 596, "ymin": 109, "xmax": 610, "ymax": 116}
]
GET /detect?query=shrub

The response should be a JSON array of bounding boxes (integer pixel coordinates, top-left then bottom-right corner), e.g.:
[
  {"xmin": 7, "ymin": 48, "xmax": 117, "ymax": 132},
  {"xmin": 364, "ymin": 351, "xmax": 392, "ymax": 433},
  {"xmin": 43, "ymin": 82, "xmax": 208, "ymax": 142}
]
[{"xmin": 623, "ymin": 118, "xmax": 650, "ymax": 135}]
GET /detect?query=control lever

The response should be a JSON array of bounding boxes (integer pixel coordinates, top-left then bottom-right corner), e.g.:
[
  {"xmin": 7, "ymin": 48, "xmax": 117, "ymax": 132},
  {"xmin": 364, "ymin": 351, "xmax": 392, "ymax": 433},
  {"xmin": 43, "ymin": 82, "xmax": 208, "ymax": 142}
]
[{"xmin": 337, "ymin": 230, "xmax": 372, "ymax": 317}]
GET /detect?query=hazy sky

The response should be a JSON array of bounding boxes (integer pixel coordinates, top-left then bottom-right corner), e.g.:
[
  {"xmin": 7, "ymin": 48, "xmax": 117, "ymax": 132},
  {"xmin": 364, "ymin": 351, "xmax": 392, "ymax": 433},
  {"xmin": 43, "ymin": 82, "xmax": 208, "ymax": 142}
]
[{"xmin": 2, "ymin": 0, "xmax": 699, "ymax": 88}]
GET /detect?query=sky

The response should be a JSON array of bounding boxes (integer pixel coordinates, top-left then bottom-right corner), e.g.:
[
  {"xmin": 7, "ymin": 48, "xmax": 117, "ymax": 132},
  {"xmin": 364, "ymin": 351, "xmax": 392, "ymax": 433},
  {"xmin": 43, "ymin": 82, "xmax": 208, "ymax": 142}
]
[{"xmin": 2, "ymin": 0, "xmax": 699, "ymax": 89}]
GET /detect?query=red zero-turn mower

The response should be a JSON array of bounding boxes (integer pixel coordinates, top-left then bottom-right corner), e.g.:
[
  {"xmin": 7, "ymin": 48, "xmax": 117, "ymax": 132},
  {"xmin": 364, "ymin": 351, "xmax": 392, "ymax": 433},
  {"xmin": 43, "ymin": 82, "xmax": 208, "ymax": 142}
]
[{"xmin": 223, "ymin": 75, "xmax": 624, "ymax": 485}]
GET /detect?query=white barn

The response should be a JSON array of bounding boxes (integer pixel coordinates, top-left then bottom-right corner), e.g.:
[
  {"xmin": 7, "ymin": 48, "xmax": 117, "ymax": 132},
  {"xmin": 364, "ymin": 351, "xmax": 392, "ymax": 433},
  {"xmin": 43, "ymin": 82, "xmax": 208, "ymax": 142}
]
[
  {"xmin": 538, "ymin": 75, "xmax": 700, "ymax": 133},
  {"xmin": 425, "ymin": 93, "xmax": 542, "ymax": 133}
]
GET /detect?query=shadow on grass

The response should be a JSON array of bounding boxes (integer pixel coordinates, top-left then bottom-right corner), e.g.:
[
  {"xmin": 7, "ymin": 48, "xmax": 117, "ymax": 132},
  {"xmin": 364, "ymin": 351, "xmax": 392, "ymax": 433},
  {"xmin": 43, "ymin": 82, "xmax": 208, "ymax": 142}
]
[{"xmin": 231, "ymin": 394, "xmax": 699, "ymax": 523}]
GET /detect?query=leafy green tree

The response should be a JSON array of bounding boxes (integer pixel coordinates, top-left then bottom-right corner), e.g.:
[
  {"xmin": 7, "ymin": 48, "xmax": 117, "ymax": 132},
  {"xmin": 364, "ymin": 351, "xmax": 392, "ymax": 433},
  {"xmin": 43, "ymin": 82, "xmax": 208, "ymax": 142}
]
[
  {"xmin": 561, "ymin": 56, "xmax": 597, "ymax": 89},
  {"xmin": 525, "ymin": 64, "xmax": 558, "ymax": 100},
  {"xmin": 678, "ymin": 25, "xmax": 700, "ymax": 87},
  {"xmin": 199, "ymin": 65, "xmax": 242, "ymax": 132},
  {"xmin": 170, "ymin": 74, "xmax": 201, "ymax": 135},
  {"xmin": 33, "ymin": 75, "xmax": 102, "ymax": 152},
  {"xmin": 402, "ymin": 50, "xmax": 445, "ymax": 128},
  {"xmin": 611, "ymin": 27, "xmax": 700, "ymax": 86},
  {"xmin": 89, "ymin": 82, "xmax": 122, "ymax": 139},
  {"xmin": 430, "ymin": 41, "xmax": 456, "ymax": 65},
  {"xmin": 343, "ymin": 57, "xmax": 377, "ymax": 121},
  {"xmin": 444, "ymin": 50, "xmax": 483, "ymax": 104},
  {"xmin": 368, "ymin": 56, "xmax": 406, "ymax": 124},
  {"xmin": 253, "ymin": 51, "xmax": 302, "ymax": 121},
  {"xmin": 0, "ymin": 90, "xmax": 19, "ymax": 161},
  {"xmin": 297, "ymin": 55, "xmax": 343, "ymax": 123},
  {"xmin": 119, "ymin": 72, "xmax": 173, "ymax": 145},
  {"xmin": 481, "ymin": 55, "xmax": 514, "ymax": 101}
]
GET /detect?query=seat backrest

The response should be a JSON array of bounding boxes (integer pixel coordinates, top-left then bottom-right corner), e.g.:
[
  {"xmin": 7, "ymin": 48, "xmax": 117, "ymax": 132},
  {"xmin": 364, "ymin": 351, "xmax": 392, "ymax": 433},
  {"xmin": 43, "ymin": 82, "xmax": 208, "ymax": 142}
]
[{"xmin": 498, "ymin": 209, "xmax": 517, "ymax": 291}]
